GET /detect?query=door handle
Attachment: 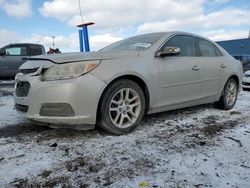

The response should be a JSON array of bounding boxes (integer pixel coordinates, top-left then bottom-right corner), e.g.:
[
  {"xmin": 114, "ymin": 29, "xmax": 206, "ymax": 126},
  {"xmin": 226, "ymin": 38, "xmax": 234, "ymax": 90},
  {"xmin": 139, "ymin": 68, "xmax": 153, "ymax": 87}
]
[
  {"xmin": 192, "ymin": 65, "xmax": 200, "ymax": 71},
  {"xmin": 221, "ymin": 64, "xmax": 227, "ymax": 68}
]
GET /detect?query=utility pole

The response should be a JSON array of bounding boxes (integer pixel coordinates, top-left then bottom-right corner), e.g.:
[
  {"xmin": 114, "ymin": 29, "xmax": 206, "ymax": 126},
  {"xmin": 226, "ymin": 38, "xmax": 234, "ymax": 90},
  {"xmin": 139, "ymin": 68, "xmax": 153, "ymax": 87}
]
[
  {"xmin": 52, "ymin": 36, "xmax": 55, "ymax": 49},
  {"xmin": 77, "ymin": 0, "xmax": 94, "ymax": 52},
  {"xmin": 248, "ymin": 30, "xmax": 250, "ymax": 38},
  {"xmin": 77, "ymin": 22, "xmax": 94, "ymax": 52}
]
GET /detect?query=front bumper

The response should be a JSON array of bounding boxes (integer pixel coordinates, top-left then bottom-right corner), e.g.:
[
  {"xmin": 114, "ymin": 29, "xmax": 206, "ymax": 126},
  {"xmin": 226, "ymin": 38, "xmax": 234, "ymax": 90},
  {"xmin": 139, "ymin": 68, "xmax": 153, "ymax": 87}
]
[
  {"xmin": 242, "ymin": 77, "xmax": 250, "ymax": 89},
  {"xmin": 14, "ymin": 73, "xmax": 106, "ymax": 126}
]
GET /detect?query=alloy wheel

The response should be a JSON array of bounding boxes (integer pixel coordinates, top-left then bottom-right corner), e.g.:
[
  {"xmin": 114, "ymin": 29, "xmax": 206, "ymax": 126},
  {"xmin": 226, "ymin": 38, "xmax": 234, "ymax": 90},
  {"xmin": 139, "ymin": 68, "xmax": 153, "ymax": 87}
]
[
  {"xmin": 109, "ymin": 88, "xmax": 141, "ymax": 128},
  {"xmin": 225, "ymin": 81, "xmax": 237, "ymax": 106}
]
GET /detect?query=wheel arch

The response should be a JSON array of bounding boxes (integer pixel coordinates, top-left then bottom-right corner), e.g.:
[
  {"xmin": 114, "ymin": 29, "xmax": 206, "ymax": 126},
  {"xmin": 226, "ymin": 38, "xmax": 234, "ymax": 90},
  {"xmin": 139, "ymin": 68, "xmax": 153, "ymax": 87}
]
[
  {"xmin": 215, "ymin": 74, "xmax": 240, "ymax": 110},
  {"xmin": 218, "ymin": 74, "xmax": 240, "ymax": 100},
  {"xmin": 96, "ymin": 74, "xmax": 150, "ymax": 120},
  {"xmin": 228, "ymin": 75, "xmax": 239, "ymax": 87}
]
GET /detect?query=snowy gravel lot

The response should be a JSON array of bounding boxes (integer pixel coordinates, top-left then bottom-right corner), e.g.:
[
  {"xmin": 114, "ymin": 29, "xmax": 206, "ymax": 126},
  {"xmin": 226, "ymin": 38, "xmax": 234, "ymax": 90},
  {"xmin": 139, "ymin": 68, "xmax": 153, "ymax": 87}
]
[{"xmin": 0, "ymin": 83, "xmax": 249, "ymax": 188}]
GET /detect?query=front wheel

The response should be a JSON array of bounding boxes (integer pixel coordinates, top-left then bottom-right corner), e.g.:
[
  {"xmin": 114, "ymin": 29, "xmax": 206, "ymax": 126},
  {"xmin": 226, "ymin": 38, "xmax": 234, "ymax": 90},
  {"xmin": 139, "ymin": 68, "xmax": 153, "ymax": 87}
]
[
  {"xmin": 215, "ymin": 78, "xmax": 238, "ymax": 110},
  {"xmin": 97, "ymin": 79, "xmax": 145, "ymax": 135}
]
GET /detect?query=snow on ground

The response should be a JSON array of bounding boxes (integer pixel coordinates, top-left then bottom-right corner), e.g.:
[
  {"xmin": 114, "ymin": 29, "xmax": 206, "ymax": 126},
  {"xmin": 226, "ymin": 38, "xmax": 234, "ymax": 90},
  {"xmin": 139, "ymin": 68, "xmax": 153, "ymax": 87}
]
[{"xmin": 0, "ymin": 84, "xmax": 250, "ymax": 187}]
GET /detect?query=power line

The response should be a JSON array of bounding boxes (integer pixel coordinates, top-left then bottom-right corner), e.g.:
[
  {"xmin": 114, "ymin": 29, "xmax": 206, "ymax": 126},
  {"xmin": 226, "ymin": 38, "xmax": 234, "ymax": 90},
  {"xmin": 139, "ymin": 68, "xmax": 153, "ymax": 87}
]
[{"xmin": 78, "ymin": 0, "xmax": 84, "ymax": 23}]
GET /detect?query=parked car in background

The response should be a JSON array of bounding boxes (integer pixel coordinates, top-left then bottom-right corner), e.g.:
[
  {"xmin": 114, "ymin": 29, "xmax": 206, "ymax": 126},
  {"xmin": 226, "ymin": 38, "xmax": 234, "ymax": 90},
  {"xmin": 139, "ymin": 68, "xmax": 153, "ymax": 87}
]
[
  {"xmin": 232, "ymin": 54, "xmax": 250, "ymax": 73},
  {"xmin": 242, "ymin": 70, "xmax": 250, "ymax": 90},
  {"xmin": 14, "ymin": 32, "xmax": 242, "ymax": 135},
  {"xmin": 0, "ymin": 43, "xmax": 45, "ymax": 79}
]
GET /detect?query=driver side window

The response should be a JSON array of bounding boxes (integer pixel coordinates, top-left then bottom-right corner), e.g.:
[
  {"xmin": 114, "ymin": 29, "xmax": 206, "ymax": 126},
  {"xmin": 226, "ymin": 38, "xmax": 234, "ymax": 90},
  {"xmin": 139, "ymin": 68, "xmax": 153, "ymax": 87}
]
[
  {"xmin": 162, "ymin": 35, "xmax": 196, "ymax": 57},
  {"xmin": 4, "ymin": 47, "xmax": 27, "ymax": 56}
]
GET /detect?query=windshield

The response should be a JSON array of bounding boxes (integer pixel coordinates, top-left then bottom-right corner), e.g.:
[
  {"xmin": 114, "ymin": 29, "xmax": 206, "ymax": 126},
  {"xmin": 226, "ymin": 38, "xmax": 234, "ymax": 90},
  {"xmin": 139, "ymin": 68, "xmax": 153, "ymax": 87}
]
[{"xmin": 100, "ymin": 33, "xmax": 165, "ymax": 52}]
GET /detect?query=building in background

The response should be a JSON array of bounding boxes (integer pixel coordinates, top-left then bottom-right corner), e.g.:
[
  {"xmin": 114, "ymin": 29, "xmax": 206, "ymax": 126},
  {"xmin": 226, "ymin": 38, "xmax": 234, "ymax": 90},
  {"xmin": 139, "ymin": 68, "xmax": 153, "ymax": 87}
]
[{"xmin": 217, "ymin": 32, "xmax": 250, "ymax": 55}]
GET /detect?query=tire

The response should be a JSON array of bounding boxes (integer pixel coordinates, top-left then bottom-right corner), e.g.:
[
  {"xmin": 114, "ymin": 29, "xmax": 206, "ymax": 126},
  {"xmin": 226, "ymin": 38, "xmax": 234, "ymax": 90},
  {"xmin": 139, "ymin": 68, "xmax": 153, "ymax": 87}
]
[
  {"xmin": 214, "ymin": 78, "xmax": 238, "ymax": 110},
  {"xmin": 97, "ymin": 79, "xmax": 146, "ymax": 135}
]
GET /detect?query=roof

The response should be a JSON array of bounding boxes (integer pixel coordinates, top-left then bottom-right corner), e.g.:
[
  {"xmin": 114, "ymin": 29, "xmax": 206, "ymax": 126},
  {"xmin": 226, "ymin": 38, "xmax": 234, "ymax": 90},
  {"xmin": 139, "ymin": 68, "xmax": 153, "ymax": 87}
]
[
  {"xmin": 7, "ymin": 43, "xmax": 43, "ymax": 46},
  {"xmin": 0, "ymin": 43, "xmax": 43, "ymax": 49}
]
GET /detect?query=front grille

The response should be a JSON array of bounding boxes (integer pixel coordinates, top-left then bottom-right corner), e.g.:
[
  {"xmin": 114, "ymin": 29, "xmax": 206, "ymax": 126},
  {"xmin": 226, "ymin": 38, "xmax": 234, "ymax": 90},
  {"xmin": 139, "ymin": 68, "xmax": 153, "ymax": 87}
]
[
  {"xmin": 16, "ymin": 81, "xmax": 30, "ymax": 97},
  {"xmin": 242, "ymin": 82, "xmax": 250, "ymax": 86},
  {"xmin": 15, "ymin": 104, "xmax": 29, "ymax": 113}
]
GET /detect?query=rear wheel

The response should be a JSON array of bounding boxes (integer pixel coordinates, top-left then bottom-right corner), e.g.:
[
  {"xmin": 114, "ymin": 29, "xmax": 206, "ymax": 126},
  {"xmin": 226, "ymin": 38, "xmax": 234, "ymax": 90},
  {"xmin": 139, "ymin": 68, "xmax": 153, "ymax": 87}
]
[
  {"xmin": 215, "ymin": 78, "xmax": 238, "ymax": 110},
  {"xmin": 97, "ymin": 79, "xmax": 145, "ymax": 135}
]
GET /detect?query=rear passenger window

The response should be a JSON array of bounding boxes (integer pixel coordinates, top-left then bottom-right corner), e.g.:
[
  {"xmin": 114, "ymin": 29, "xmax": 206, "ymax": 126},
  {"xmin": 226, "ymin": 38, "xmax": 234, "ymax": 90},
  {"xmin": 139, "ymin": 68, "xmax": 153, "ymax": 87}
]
[
  {"xmin": 163, "ymin": 35, "xmax": 196, "ymax": 57},
  {"xmin": 198, "ymin": 38, "xmax": 222, "ymax": 57},
  {"xmin": 29, "ymin": 45, "xmax": 43, "ymax": 56}
]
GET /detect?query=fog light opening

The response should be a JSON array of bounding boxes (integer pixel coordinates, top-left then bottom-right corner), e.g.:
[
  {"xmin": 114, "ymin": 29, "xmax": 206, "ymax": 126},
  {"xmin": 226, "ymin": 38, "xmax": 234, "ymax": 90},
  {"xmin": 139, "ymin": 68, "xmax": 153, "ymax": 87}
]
[{"xmin": 39, "ymin": 103, "xmax": 75, "ymax": 117}]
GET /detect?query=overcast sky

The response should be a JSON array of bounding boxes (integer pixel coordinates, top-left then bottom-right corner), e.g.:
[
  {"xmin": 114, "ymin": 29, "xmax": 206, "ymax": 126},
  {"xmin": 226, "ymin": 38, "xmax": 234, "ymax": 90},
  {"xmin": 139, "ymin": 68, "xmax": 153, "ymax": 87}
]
[{"xmin": 0, "ymin": 0, "xmax": 249, "ymax": 52}]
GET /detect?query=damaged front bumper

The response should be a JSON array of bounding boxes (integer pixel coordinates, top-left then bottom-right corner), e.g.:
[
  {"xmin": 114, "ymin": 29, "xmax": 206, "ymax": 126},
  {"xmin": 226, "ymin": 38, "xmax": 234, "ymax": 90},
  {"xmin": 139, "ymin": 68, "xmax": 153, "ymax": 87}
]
[{"xmin": 14, "ymin": 73, "xmax": 107, "ymax": 129}]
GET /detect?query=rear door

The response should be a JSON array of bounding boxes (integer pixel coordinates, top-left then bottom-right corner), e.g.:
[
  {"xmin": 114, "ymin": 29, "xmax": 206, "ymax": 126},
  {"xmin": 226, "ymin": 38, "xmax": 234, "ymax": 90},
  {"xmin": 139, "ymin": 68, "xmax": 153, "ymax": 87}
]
[
  {"xmin": 0, "ymin": 46, "xmax": 29, "ymax": 77},
  {"xmin": 196, "ymin": 37, "xmax": 225, "ymax": 98}
]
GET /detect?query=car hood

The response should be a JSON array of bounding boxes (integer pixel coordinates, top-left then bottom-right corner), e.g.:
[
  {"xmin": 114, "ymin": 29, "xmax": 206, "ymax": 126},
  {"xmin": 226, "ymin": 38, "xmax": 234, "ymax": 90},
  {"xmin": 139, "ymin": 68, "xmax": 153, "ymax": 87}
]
[
  {"xmin": 30, "ymin": 51, "xmax": 140, "ymax": 63},
  {"xmin": 19, "ymin": 51, "xmax": 139, "ymax": 70}
]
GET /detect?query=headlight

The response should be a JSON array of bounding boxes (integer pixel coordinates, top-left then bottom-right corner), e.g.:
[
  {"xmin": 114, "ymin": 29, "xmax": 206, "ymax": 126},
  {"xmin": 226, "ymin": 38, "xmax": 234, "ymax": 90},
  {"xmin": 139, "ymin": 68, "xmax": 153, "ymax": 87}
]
[{"xmin": 41, "ymin": 60, "xmax": 100, "ymax": 81}]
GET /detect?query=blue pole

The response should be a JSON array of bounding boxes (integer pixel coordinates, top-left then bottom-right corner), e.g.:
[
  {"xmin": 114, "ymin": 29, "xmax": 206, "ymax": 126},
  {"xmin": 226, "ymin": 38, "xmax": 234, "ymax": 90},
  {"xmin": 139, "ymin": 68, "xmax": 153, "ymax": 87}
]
[
  {"xmin": 82, "ymin": 26, "xmax": 90, "ymax": 52},
  {"xmin": 79, "ymin": 29, "xmax": 84, "ymax": 52}
]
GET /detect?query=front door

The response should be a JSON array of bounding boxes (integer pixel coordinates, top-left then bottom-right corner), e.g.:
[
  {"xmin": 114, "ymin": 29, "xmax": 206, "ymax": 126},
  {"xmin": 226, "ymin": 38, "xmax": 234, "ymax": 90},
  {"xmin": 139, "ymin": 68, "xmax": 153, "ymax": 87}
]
[{"xmin": 155, "ymin": 35, "xmax": 204, "ymax": 108}]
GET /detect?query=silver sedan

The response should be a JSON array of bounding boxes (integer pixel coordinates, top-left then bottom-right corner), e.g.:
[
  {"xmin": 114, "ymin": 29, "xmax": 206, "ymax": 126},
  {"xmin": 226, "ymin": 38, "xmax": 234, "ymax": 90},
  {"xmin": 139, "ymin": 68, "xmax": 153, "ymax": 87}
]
[{"xmin": 14, "ymin": 32, "xmax": 242, "ymax": 134}]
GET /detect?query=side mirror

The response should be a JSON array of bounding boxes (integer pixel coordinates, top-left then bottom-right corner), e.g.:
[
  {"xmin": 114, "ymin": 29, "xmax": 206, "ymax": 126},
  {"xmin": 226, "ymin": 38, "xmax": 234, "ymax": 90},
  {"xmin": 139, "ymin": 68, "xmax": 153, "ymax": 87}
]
[
  {"xmin": 156, "ymin": 47, "xmax": 180, "ymax": 57},
  {"xmin": 0, "ymin": 50, "xmax": 6, "ymax": 56}
]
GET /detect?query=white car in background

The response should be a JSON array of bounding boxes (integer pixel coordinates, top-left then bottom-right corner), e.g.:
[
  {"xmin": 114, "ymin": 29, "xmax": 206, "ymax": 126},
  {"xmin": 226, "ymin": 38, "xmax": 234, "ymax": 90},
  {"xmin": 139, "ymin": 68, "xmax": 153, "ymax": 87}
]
[{"xmin": 242, "ymin": 70, "xmax": 250, "ymax": 90}]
